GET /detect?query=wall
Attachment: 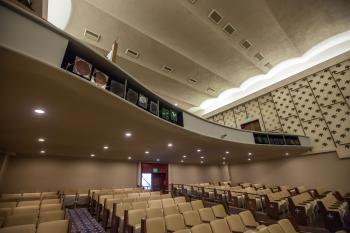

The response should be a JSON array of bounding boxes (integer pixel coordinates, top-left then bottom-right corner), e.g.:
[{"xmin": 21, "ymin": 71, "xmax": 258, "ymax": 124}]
[
  {"xmin": 1, "ymin": 156, "xmax": 138, "ymax": 193},
  {"xmin": 169, "ymin": 164, "xmax": 228, "ymax": 184},
  {"xmin": 0, "ymin": 154, "xmax": 9, "ymax": 186},
  {"xmin": 207, "ymin": 58, "xmax": 350, "ymax": 157},
  {"xmin": 229, "ymin": 152, "xmax": 350, "ymax": 193}
]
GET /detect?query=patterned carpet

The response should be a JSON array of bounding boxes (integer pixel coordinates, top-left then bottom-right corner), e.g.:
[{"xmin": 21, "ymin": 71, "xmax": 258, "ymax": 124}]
[{"xmin": 68, "ymin": 208, "xmax": 106, "ymax": 233}]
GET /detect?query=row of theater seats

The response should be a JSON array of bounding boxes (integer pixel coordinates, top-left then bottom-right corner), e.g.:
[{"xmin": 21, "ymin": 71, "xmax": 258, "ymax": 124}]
[
  {"xmin": 0, "ymin": 192, "xmax": 69, "ymax": 233},
  {"xmin": 172, "ymin": 182, "xmax": 350, "ymax": 232}
]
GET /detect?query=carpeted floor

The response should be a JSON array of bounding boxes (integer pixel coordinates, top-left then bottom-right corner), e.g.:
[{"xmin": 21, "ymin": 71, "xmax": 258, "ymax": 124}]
[{"xmin": 68, "ymin": 208, "xmax": 106, "ymax": 233}]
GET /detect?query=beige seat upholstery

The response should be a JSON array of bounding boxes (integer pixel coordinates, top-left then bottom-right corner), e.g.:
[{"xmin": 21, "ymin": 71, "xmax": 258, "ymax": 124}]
[
  {"xmin": 38, "ymin": 210, "xmax": 65, "ymax": 223},
  {"xmin": 21, "ymin": 193, "xmax": 41, "ymax": 201},
  {"xmin": 37, "ymin": 219, "xmax": 69, "ymax": 233},
  {"xmin": 173, "ymin": 230, "xmax": 191, "ymax": 233},
  {"xmin": 183, "ymin": 210, "xmax": 202, "ymax": 227},
  {"xmin": 17, "ymin": 201, "xmax": 40, "ymax": 207},
  {"xmin": 165, "ymin": 214, "xmax": 187, "ymax": 232},
  {"xmin": 42, "ymin": 192, "xmax": 58, "ymax": 199},
  {"xmin": 211, "ymin": 204, "xmax": 227, "ymax": 218},
  {"xmin": 0, "ymin": 194, "xmax": 21, "ymax": 202},
  {"xmin": 151, "ymin": 191, "xmax": 161, "ymax": 196},
  {"xmin": 268, "ymin": 224, "xmax": 285, "ymax": 233},
  {"xmin": 191, "ymin": 223, "xmax": 213, "ymax": 233},
  {"xmin": 148, "ymin": 200, "xmax": 163, "ymax": 209},
  {"xmin": 161, "ymin": 194, "xmax": 172, "ymax": 199},
  {"xmin": 278, "ymin": 219, "xmax": 298, "ymax": 233},
  {"xmin": 146, "ymin": 208, "xmax": 163, "ymax": 219},
  {"xmin": 12, "ymin": 206, "xmax": 39, "ymax": 215},
  {"xmin": 191, "ymin": 200, "xmax": 204, "ymax": 211},
  {"xmin": 162, "ymin": 198, "xmax": 175, "ymax": 207},
  {"xmin": 164, "ymin": 205, "xmax": 179, "ymax": 216},
  {"xmin": 174, "ymin": 197, "xmax": 186, "ymax": 204},
  {"xmin": 178, "ymin": 202, "xmax": 192, "ymax": 214},
  {"xmin": 4, "ymin": 214, "xmax": 38, "ymax": 227},
  {"xmin": 198, "ymin": 208, "xmax": 216, "ymax": 223},
  {"xmin": 0, "ymin": 202, "xmax": 17, "ymax": 208},
  {"xmin": 225, "ymin": 215, "xmax": 248, "ymax": 233},
  {"xmin": 128, "ymin": 193, "xmax": 140, "ymax": 198},
  {"xmin": 127, "ymin": 209, "xmax": 146, "ymax": 233},
  {"xmin": 210, "ymin": 219, "xmax": 231, "ymax": 233},
  {"xmin": 41, "ymin": 199, "xmax": 60, "ymax": 205},
  {"xmin": 122, "ymin": 197, "xmax": 135, "ymax": 203},
  {"xmin": 40, "ymin": 204, "xmax": 62, "ymax": 212},
  {"xmin": 0, "ymin": 224, "xmax": 36, "ymax": 233},
  {"xmin": 145, "ymin": 217, "xmax": 166, "ymax": 233},
  {"xmin": 239, "ymin": 210, "xmax": 259, "ymax": 228},
  {"xmin": 140, "ymin": 192, "xmax": 151, "ymax": 198},
  {"xmin": 132, "ymin": 201, "xmax": 148, "ymax": 210}
]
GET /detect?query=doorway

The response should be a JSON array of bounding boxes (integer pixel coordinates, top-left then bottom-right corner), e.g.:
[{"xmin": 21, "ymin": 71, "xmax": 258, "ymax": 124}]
[{"xmin": 141, "ymin": 163, "xmax": 168, "ymax": 192}]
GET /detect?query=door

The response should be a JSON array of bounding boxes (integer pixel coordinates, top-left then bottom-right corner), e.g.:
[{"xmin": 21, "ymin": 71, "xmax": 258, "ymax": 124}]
[{"xmin": 152, "ymin": 173, "xmax": 165, "ymax": 191}]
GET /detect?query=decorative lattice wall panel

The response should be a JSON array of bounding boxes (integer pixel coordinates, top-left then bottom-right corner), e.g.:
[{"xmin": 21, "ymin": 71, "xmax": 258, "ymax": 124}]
[
  {"xmin": 290, "ymin": 86, "xmax": 322, "ymax": 122},
  {"xmin": 234, "ymin": 111, "xmax": 248, "ymax": 129},
  {"xmin": 321, "ymin": 102, "xmax": 350, "ymax": 145},
  {"xmin": 272, "ymin": 87, "xmax": 297, "ymax": 119},
  {"xmin": 333, "ymin": 69, "xmax": 350, "ymax": 106},
  {"xmin": 307, "ymin": 70, "xmax": 343, "ymax": 107},
  {"xmin": 301, "ymin": 118, "xmax": 335, "ymax": 151},
  {"xmin": 234, "ymin": 105, "xmax": 246, "ymax": 114},
  {"xmin": 245, "ymin": 100, "xmax": 265, "ymax": 131},
  {"xmin": 213, "ymin": 114, "xmax": 224, "ymax": 125},
  {"xmin": 259, "ymin": 101, "xmax": 282, "ymax": 132},
  {"xmin": 258, "ymin": 94, "xmax": 273, "ymax": 104},
  {"xmin": 223, "ymin": 110, "xmax": 236, "ymax": 128},
  {"xmin": 288, "ymin": 78, "xmax": 309, "ymax": 91},
  {"xmin": 280, "ymin": 115, "xmax": 305, "ymax": 135},
  {"xmin": 329, "ymin": 59, "xmax": 350, "ymax": 73}
]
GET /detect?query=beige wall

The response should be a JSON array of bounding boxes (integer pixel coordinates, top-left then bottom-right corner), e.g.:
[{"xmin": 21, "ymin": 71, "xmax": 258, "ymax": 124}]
[
  {"xmin": 229, "ymin": 152, "xmax": 350, "ymax": 193},
  {"xmin": 169, "ymin": 164, "xmax": 228, "ymax": 184},
  {"xmin": 1, "ymin": 157, "xmax": 138, "ymax": 193}
]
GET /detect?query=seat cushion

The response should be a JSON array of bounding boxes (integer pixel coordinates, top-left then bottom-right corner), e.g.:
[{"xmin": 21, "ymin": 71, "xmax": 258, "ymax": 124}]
[
  {"xmin": 37, "ymin": 220, "xmax": 69, "ymax": 233},
  {"xmin": 191, "ymin": 223, "xmax": 213, "ymax": 233},
  {"xmin": 0, "ymin": 224, "xmax": 36, "ymax": 233},
  {"xmin": 39, "ymin": 210, "xmax": 65, "ymax": 223}
]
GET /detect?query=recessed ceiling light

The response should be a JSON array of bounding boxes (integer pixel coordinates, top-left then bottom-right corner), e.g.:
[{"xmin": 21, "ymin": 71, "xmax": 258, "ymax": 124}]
[
  {"xmin": 103, "ymin": 146, "xmax": 109, "ymax": 150},
  {"xmin": 197, "ymin": 149, "xmax": 201, "ymax": 152},
  {"xmin": 38, "ymin": 138, "xmax": 45, "ymax": 142},
  {"xmin": 200, "ymin": 161, "xmax": 204, "ymax": 164},
  {"xmin": 145, "ymin": 150, "xmax": 150, "ymax": 154},
  {"xmin": 200, "ymin": 156, "xmax": 204, "ymax": 159},
  {"xmin": 248, "ymin": 158, "xmax": 251, "ymax": 161},
  {"xmin": 285, "ymin": 152, "xmax": 289, "ymax": 156},
  {"xmin": 156, "ymin": 158, "xmax": 160, "ymax": 162},
  {"xmin": 222, "ymin": 157, "xmax": 226, "ymax": 160},
  {"xmin": 225, "ymin": 151, "xmax": 230, "ymax": 154},
  {"xmin": 90, "ymin": 154, "xmax": 95, "ymax": 157},
  {"xmin": 174, "ymin": 103, "xmax": 178, "ymax": 106},
  {"xmin": 168, "ymin": 143, "xmax": 173, "ymax": 147},
  {"xmin": 128, "ymin": 156, "xmax": 132, "ymax": 160},
  {"xmin": 182, "ymin": 155, "xmax": 187, "ymax": 158},
  {"xmin": 34, "ymin": 108, "xmax": 45, "ymax": 115},
  {"xmin": 222, "ymin": 161, "xmax": 226, "ymax": 165},
  {"xmin": 181, "ymin": 160, "xmax": 184, "ymax": 163},
  {"xmin": 248, "ymin": 152, "xmax": 252, "ymax": 156},
  {"xmin": 40, "ymin": 150, "xmax": 46, "ymax": 154},
  {"xmin": 125, "ymin": 132, "xmax": 132, "ymax": 137}
]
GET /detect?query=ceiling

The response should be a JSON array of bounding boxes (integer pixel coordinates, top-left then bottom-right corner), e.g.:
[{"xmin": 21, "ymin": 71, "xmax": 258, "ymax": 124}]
[
  {"xmin": 60, "ymin": 0, "xmax": 350, "ymax": 111},
  {"xmin": 0, "ymin": 46, "xmax": 310, "ymax": 164}
]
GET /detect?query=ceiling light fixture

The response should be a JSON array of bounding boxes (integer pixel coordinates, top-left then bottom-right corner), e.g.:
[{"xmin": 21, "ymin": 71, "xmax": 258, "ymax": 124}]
[
  {"xmin": 182, "ymin": 155, "xmax": 187, "ymax": 158},
  {"xmin": 222, "ymin": 157, "xmax": 226, "ymax": 160},
  {"xmin": 248, "ymin": 152, "xmax": 252, "ymax": 156},
  {"xmin": 34, "ymin": 108, "xmax": 45, "ymax": 115},
  {"xmin": 125, "ymin": 132, "xmax": 132, "ymax": 137},
  {"xmin": 225, "ymin": 151, "xmax": 230, "ymax": 154},
  {"xmin": 90, "ymin": 154, "xmax": 95, "ymax": 157},
  {"xmin": 200, "ymin": 156, "xmax": 204, "ymax": 159},
  {"xmin": 145, "ymin": 150, "xmax": 150, "ymax": 154},
  {"xmin": 248, "ymin": 158, "xmax": 251, "ymax": 161},
  {"xmin": 197, "ymin": 149, "xmax": 201, "ymax": 152},
  {"xmin": 128, "ymin": 156, "xmax": 132, "ymax": 160},
  {"xmin": 38, "ymin": 138, "xmax": 45, "ymax": 142},
  {"xmin": 103, "ymin": 146, "xmax": 109, "ymax": 150},
  {"xmin": 174, "ymin": 103, "xmax": 178, "ymax": 106},
  {"xmin": 40, "ymin": 150, "xmax": 46, "ymax": 154},
  {"xmin": 285, "ymin": 152, "xmax": 289, "ymax": 156},
  {"xmin": 181, "ymin": 160, "xmax": 184, "ymax": 163},
  {"xmin": 200, "ymin": 161, "xmax": 204, "ymax": 164},
  {"xmin": 156, "ymin": 158, "xmax": 160, "ymax": 162},
  {"xmin": 222, "ymin": 161, "xmax": 226, "ymax": 165},
  {"xmin": 167, "ymin": 143, "xmax": 173, "ymax": 147}
]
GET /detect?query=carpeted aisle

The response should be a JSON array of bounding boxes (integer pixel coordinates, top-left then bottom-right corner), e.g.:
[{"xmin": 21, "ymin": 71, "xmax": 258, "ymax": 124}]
[{"xmin": 68, "ymin": 208, "xmax": 106, "ymax": 233}]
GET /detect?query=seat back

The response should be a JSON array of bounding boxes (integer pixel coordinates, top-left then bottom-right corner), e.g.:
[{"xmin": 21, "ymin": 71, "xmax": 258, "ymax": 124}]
[
  {"xmin": 128, "ymin": 193, "xmax": 140, "ymax": 198},
  {"xmin": 127, "ymin": 209, "xmax": 146, "ymax": 226},
  {"xmin": 211, "ymin": 204, "xmax": 227, "ymax": 218},
  {"xmin": 4, "ymin": 214, "xmax": 38, "ymax": 227},
  {"xmin": 162, "ymin": 198, "xmax": 175, "ymax": 207},
  {"xmin": 41, "ymin": 199, "xmax": 60, "ymax": 205},
  {"xmin": 12, "ymin": 206, "xmax": 39, "ymax": 215},
  {"xmin": 115, "ymin": 203, "xmax": 132, "ymax": 218},
  {"xmin": 146, "ymin": 208, "xmax": 163, "ymax": 219},
  {"xmin": 38, "ymin": 210, "xmax": 65, "ymax": 223},
  {"xmin": 239, "ymin": 210, "xmax": 257, "ymax": 227},
  {"xmin": 148, "ymin": 200, "xmax": 162, "ymax": 209},
  {"xmin": 161, "ymin": 194, "xmax": 172, "ymax": 199},
  {"xmin": 150, "ymin": 191, "xmax": 161, "ymax": 196},
  {"xmin": 132, "ymin": 201, "xmax": 148, "ymax": 210},
  {"xmin": 145, "ymin": 217, "xmax": 166, "ymax": 233},
  {"xmin": 40, "ymin": 204, "xmax": 62, "ymax": 212},
  {"xmin": 0, "ymin": 202, "xmax": 17, "ymax": 208},
  {"xmin": 164, "ymin": 205, "xmax": 179, "ymax": 216},
  {"xmin": 278, "ymin": 219, "xmax": 298, "ymax": 233},
  {"xmin": 140, "ymin": 192, "xmax": 151, "ymax": 198},
  {"xmin": 225, "ymin": 214, "xmax": 246, "ymax": 233},
  {"xmin": 198, "ymin": 208, "xmax": 215, "ymax": 223},
  {"xmin": 210, "ymin": 219, "xmax": 231, "ymax": 233},
  {"xmin": 17, "ymin": 201, "xmax": 40, "ymax": 207},
  {"xmin": 0, "ymin": 224, "xmax": 36, "ymax": 233},
  {"xmin": 183, "ymin": 210, "xmax": 202, "ymax": 227},
  {"xmin": 174, "ymin": 196, "xmax": 186, "ymax": 204},
  {"xmin": 165, "ymin": 214, "xmax": 186, "ymax": 232},
  {"xmin": 191, "ymin": 200, "xmax": 204, "ymax": 211},
  {"xmin": 178, "ymin": 202, "xmax": 192, "ymax": 213},
  {"xmin": 191, "ymin": 223, "xmax": 213, "ymax": 233},
  {"xmin": 268, "ymin": 224, "xmax": 285, "ymax": 233},
  {"xmin": 37, "ymin": 219, "xmax": 69, "ymax": 233}
]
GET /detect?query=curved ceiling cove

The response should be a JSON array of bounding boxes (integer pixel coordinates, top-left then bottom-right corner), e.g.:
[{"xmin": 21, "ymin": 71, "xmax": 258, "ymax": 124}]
[{"xmin": 59, "ymin": 0, "xmax": 350, "ymax": 114}]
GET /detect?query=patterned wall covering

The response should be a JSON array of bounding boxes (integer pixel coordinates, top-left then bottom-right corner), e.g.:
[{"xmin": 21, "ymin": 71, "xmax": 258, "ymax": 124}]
[{"xmin": 207, "ymin": 59, "xmax": 350, "ymax": 157}]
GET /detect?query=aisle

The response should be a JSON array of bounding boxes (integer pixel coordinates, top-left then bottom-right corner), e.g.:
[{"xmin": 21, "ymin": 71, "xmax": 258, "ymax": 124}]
[{"xmin": 68, "ymin": 208, "xmax": 106, "ymax": 233}]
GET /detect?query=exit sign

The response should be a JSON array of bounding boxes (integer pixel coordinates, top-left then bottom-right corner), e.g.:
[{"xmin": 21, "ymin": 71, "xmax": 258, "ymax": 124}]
[{"xmin": 153, "ymin": 168, "xmax": 158, "ymax": 173}]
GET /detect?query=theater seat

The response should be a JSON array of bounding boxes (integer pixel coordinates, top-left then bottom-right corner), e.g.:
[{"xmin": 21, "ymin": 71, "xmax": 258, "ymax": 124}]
[
  {"xmin": 40, "ymin": 204, "xmax": 62, "ymax": 212},
  {"xmin": 183, "ymin": 210, "xmax": 202, "ymax": 227},
  {"xmin": 268, "ymin": 224, "xmax": 285, "ymax": 233},
  {"xmin": 210, "ymin": 219, "xmax": 231, "ymax": 233},
  {"xmin": 278, "ymin": 219, "xmax": 298, "ymax": 233},
  {"xmin": 191, "ymin": 223, "xmax": 213, "ymax": 233},
  {"xmin": 162, "ymin": 198, "xmax": 175, "ymax": 207},
  {"xmin": 173, "ymin": 229, "xmax": 191, "ymax": 233},
  {"xmin": 132, "ymin": 201, "xmax": 148, "ymax": 210},
  {"xmin": 211, "ymin": 204, "xmax": 227, "ymax": 218},
  {"xmin": 41, "ymin": 199, "xmax": 60, "ymax": 205},
  {"xmin": 174, "ymin": 196, "xmax": 186, "ymax": 204},
  {"xmin": 146, "ymin": 207, "xmax": 163, "ymax": 219},
  {"xmin": 225, "ymin": 214, "xmax": 246, "ymax": 233},
  {"xmin": 126, "ymin": 209, "xmax": 146, "ymax": 233},
  {"xmin": 198, "ymin": 208, "xmax": 216, "ymax": 223},
  {"xmin": 191, "ymin": 200, "xmax": 204, "ymax": 211},
  {"xmin": 17, "ymin": 201, "xmax": 40, "ymax": 207},
  {"xmin": 164, "ymin": 205, "xmax": 179, "ymax": 216},
  {"xmin": 165, "ymin": 214, "xmax": 187, "ymax": 232},
  {"xmin": 12, "ymin": 206, "xmax": 39, "ymax": 215},
  {"xmin": 0, "ymin": 224, "xmax": 36, "ymax": 233},
  {"xmin": 4, "ymin": 214, "xmax": 38, "ymax": 227},
  {"xmin": 239, "ymin": 210, "xmax": 265, "ymax": 229},
  {"xmin": 178, "ymin": 202, "xmax": 192, "ymax": 214},
  {"xmin": 0, "ymin": 202, "xmax": 17, "ymax": 208},
  {"xmin": 38, "ymin": 210, "xmax": 65, "ymax": 223},
  {"xmin": 37, "ymin": 220, "xmax": 69, "ymax": 233},
  {"xmin": 145, "ymin": 217, "xmax": 166, "ymax": 233},
  {"xmin": 148, "ymin": 200, "xmax": 162, "ymax": 209}
]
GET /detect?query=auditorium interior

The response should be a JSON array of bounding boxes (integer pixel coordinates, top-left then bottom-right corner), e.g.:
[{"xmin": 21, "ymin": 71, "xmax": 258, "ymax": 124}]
[{"xmin": 0, "ymin": 0, "xmax": 350, "ymax": 233}]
